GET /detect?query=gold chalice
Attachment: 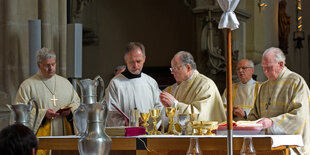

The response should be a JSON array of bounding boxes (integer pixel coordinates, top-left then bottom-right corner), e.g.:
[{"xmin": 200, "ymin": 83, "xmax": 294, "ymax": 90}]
[
  {"xmin": 140, "ymin": 113, "xmax": 150, "ymax": 134},
  {"xmin": 149, "ymin": 109, "xmax": 161, "ymax": 135},
  {"xmin": 165, "ymin": 107, "xmax": 180, "ymax": 135}
]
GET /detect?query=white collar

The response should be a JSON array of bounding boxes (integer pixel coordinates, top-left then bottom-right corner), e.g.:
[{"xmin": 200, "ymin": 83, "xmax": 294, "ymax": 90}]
[{"xmin": 239, "ymin": 78, "xmax": 255, "ymax": 85}]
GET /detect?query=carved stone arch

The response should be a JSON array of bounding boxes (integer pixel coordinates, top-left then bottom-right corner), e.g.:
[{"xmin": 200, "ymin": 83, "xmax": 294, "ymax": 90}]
[{"xmin": 200, "ymin": 17, "xmax": 226, "ymax": 75}]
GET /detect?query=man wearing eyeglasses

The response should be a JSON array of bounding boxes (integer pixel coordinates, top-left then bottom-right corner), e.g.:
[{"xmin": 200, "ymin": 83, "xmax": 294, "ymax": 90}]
[
  {"xmin": 247, "ymin": 47, "xmax": 310, "ymax": 154},
  {"xmin": 160, "ymin": 51, "xmax": 226, "ymax": 122},
  {"xmin": 221, "ymin": 59, "xmax": 262, "ymax": 121}
]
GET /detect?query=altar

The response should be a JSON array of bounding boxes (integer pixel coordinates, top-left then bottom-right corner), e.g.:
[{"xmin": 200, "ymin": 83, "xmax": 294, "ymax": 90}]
[{"xmin": 38, "ymin": 135, "xmax": 303, "ymax": 155}]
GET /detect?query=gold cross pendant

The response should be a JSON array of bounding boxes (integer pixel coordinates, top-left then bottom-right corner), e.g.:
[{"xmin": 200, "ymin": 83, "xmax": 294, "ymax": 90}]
[{"xmin": 51, "ymin": 94, "xmax": 58, "ymax": 107}]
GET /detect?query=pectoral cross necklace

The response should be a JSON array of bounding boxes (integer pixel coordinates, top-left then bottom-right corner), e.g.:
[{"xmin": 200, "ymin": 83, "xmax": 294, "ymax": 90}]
[
  {"xmin": 41, "ymin": 76, "xmax": 58, "ymax": 107},
  {"xmin": 266, "ymin": 97, "xmax": 271, "ymax": 110},
  {"xmin": 266, "ymin": 83, "xmax": 275, "ymax": 110}
]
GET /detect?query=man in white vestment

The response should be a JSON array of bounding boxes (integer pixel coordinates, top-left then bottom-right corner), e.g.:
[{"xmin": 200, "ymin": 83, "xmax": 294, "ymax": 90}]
[
  {"xmin": 222, "ymin": 59, "xmax": 262, "ymax": 121},
  {"xmin": 14, "ymin": 47, "xmax": 80, "ymax": 137},
  {"xmin": 248, "ymin": 47, "xmax": 310, "ymax": 154},
  {"xmin": 159, "ymin": 51, "xmax": 226, "ymax": 122},
  {"xmin": 105, "ymin": 42, "xmax": 163, "ymax": 126}
]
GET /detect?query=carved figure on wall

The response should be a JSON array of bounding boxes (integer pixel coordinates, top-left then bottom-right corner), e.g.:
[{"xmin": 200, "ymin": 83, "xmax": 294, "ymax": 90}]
[
  {"xmin": 69, "ymin": 0, "xmax": 99, "ymax": 46},
  {"xmin": 278, "ymin": 0, "xmax": 291, "ymax": 54},
  {"xmin": 199, "ymin": 11, "xmax": 225, "ymax": 75},
  {"xmin": 199, "ymin": 11, "xmax": 238, "ymax": 75},
  {"xmin": 70, "ymin": 0, "xmax": 94, "ymax": 22},
  {"xmin": 207, "ymin": 47, "xmax": 226, "ymax": 74}
]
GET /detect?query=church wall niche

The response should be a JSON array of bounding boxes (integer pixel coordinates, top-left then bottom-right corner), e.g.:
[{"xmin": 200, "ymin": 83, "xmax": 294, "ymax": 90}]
[{"xmin": 188, "ymin": 0, "xmax": 250, "ymax": 93}]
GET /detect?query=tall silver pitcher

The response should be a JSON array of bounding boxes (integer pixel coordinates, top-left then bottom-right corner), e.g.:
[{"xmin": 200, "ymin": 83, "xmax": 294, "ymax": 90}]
[
  {"xmin": 74, "ymin": 75, "xmax": 105, "ymax": 135},
  {"xmin": 78, "ymin": 102, "xmax": 111, "ymax": 155},
  {"xmin": 77, "ymin": 75, "xmax": 104, "ymax": 104},
  {"xmin": 75, "ymin": 75, "xmax": 111, "ymax": 155},
  {"xmin": 7, "ymin": 98, "xmax": 39, "ymax": 131}
]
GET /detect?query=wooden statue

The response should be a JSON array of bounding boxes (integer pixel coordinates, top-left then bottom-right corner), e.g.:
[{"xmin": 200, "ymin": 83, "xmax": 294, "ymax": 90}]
[{"xmin": 278, "ymin": 0, "xmax": 291, "ymax": 54}]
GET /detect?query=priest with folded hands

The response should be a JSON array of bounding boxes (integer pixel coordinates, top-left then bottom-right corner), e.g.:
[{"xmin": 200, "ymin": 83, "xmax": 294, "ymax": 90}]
[{"xmin": 14, "ymin": 47, "xmax": 80, "ymax": 137}]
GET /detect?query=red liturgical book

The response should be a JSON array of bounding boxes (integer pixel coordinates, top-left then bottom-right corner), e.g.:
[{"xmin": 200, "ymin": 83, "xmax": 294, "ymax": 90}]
[
  {"xmin": 125, "ymin": 127, "xmax": 146, "ymax": 136},
  {"xmin": 56, "ymin": 106, "xmax": 71, "ymax": 114}
]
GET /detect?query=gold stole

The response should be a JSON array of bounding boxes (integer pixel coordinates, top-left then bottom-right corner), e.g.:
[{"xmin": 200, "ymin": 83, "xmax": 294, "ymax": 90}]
[
  {"xmin": 230, "ymin": 82, "xmax": 261, "ymax": 109},
  {"xmin": 224, "ymin": 83, "xmax": 239, "ymax": 109},
  {"xmin": 36, "ymin": 117, "xmax": 73, "ymax": 155}
]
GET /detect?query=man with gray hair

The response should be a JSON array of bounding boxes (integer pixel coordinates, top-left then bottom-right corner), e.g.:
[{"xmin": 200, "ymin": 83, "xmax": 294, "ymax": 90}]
[
  {"xmin": 247, "ymin": 47, "xmax": 310, "ymax": 154},
  {"xmin": 105, "ymin": 42, "xmax": 163, "ymax": 126},
  {"xmin": 222, "ymin": 59, "xmax": 262, "ymax": 121},
  {"xmin": 160, "ymin": 51, "xmax": 226, "ymax": 122},
  {"xmin": 14, "ymin": 47, "xmax": 80, "ymax": 139}
]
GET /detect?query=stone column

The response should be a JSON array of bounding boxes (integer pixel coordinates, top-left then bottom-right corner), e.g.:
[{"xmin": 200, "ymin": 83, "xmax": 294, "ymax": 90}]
[
  {"xmin": 0, "ymin": 0, "xmax": 38, "ymax": 130},
  {"xmin": 28, "ymin": 19, "xmax": 41, "ymax": 76},
  {"xmin": 39, "ymin": 0, "xmax": 54, "ymax": 49},
  {"xmin": 39, "ymin": 0, "xmax": 67, "ymax": 77},
  {"xmin": 58, "ymin": 0, "xmax": 67, "ymax": 76},
  {"xmin": 3, "ymin": 0, "xmax": 38, "ymax": 102},
  {"xmin": 245, "ymin": 0, "xmax": 266, "ymax": 64}
]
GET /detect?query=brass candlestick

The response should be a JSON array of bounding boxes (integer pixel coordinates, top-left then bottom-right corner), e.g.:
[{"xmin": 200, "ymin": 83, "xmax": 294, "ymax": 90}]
[
  {"xmin": 149, "ymin": 109, "xmax": 161, "ymax": 135},
  {"xmin": 140, "ymin": 113, "xmax": 150, "ymax": 134},
  {"xmin": 165, "ymin": 107, "xmax": 180, "ymax": 135}
]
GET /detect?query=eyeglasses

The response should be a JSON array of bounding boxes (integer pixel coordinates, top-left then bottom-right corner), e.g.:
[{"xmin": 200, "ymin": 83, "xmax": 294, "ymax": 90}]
[
  {"xmin": 170, "ymin": 65, "xmax": 184, "ymax": 71},
  {"xmin": 236, "ymin": 66, "xmax": 252, "ymax": 71}
]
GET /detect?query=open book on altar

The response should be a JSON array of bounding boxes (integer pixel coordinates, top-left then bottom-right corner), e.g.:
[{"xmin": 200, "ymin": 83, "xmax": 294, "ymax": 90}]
[
  {"xmin": 235, "ymin": 120, "xmax": 263, "ymax": 127},
  {"xmin": 110, "ymin": 102, "xmax": 129, "ymax": 123},
  {"xmin": 217, "ymin": 120, "xmax": 264, "ymax": 135}
]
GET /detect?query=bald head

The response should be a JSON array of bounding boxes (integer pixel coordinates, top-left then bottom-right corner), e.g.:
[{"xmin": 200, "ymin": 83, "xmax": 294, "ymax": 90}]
[
  {"xmin": 174, "ymin": 51, "xmax": 196, "ymax": 70},
  {"xmin": 170, "ymin": 51, "xmax": 196, "ymax": 83}
]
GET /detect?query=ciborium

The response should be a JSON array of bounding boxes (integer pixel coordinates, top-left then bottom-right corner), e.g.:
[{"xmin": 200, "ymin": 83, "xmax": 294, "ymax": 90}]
[
  {"xmin": 165, "ymin": 107, "xmax": 180, "ymax": 135},
  {"xmin": 149, "ymin": 109, "xmax": 161, "ymax": 135},
  {"xmin": 140, "ymin": 113, "xmax": 150, "ymax": 134},
  {"xmin": 191, "ymin": 121, "xmax": 203, "ymax": 135},
  {"xmin": 187, "ymin": 113, "xmax": 199, "ymax": 135},
  {"xmin": 201, "ymin": 121, "xmax": 218, "ymax": 135}
]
